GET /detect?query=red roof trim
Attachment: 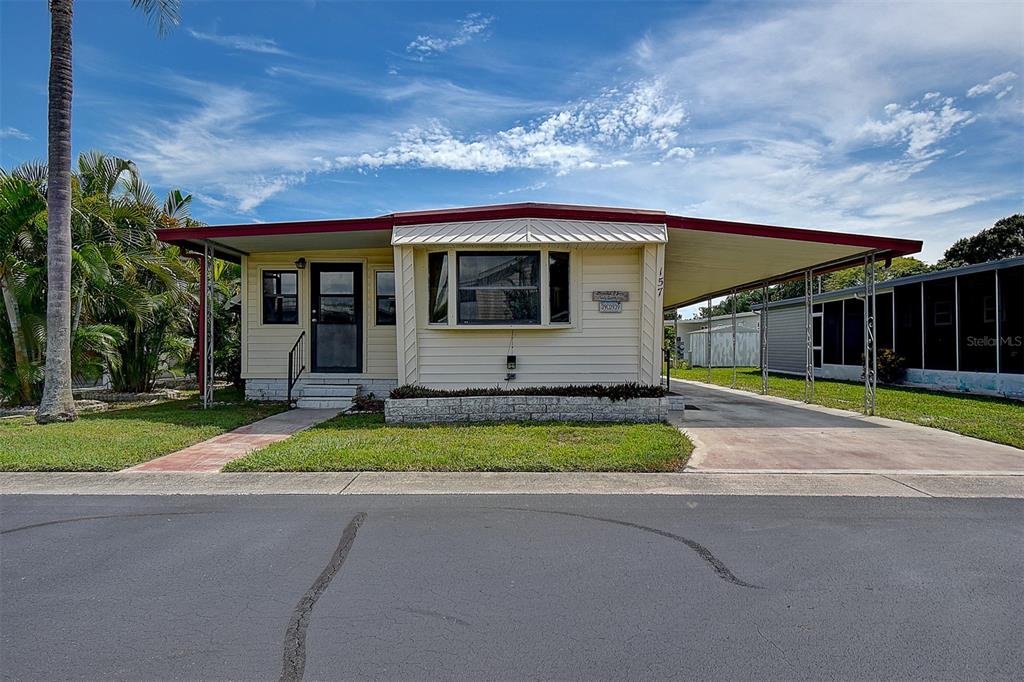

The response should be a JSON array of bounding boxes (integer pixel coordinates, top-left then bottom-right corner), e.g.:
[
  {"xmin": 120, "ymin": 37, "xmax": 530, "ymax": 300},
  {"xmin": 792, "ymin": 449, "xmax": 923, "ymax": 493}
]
[{"xmin": 156, "ymin": 202, "xmax": 921, "ymax": 257}]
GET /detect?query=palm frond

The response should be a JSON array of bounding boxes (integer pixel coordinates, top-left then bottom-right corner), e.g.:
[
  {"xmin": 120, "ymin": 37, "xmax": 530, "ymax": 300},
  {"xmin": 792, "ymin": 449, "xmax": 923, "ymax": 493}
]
[{"xmin": 130, "ymin": 0, "xmax": 181, "ymax": 36}]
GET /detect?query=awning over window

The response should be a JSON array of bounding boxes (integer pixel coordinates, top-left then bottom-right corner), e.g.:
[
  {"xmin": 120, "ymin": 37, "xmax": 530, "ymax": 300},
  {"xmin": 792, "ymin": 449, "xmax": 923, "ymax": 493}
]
[{"xmin": 391, "ymin": 217, "xmax": 667, "ymax": 245}]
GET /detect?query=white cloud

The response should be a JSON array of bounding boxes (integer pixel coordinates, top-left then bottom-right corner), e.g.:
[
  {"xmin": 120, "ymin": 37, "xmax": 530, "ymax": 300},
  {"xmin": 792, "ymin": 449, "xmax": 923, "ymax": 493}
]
[
  {"xmin": 0, "ymin": 126, "xmax": 30, "ymax": 140},
  {"xmin": 188, "ymin": 28, "xmax": 291, "ymax": 56},
  {"xmin": 119, "ymin": 79, "xmax": 367, "ymax": 212},
  {"xmin": 336, "ymin": 80, "xmax": 686, "ymax": 173},
  {"xmin": 406, "ymin": 13, "xmax": 493, "ymax": 60},
  {"xmin": 966, "ymin": 71, "xmax": 1017, "ymax": 98},
  {"xmin": 664, "ymin": 146, "xmax": 695, "ymax": 161},
  {"xmin": 857, "ymin": 96, "xmax": 975, "ymax": 160}
]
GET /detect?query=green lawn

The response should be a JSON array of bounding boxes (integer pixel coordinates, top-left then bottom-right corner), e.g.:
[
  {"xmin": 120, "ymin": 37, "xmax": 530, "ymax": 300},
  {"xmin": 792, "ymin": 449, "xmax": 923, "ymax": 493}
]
[
  {"xmin": 224, "ymin": 413, "xmax": 692, "ymax": 472},
  {"xmin": 672, "ymin": 367, "xmax": 1024, "ymax": 449},
  {"xmin": 0, "ymin": 389, "xmax": 287, "ymax": 471}
]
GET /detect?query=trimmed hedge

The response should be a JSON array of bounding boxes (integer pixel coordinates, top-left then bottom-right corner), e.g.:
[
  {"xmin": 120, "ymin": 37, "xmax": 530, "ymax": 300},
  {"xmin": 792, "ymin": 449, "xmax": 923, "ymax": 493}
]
[{"xmin": 389, "ymin": 382, "xmax": 667, "ymax": 402}]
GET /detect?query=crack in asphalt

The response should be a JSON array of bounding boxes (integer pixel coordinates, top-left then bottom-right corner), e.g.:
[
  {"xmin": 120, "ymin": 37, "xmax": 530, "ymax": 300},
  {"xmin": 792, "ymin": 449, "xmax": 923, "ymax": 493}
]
[
  {"xmin": 498, "ymin": 507, "xmax": 763, "ymax": 589},
  {"xmin": 280, "ymin": 512, "xmax": 366, "ymax": 682},
  {"xmin": 397, "ymin": 606, "xmax": 472, "ymax": 628},
  {"xmin": 0, "ymin": 511, "xmax": 208, "ymax": 536}
]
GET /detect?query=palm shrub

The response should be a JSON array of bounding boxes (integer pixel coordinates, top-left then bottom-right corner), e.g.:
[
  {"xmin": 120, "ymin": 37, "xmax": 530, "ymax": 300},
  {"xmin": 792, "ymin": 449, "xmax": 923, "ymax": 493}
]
[{"xmin": 0, "ymin": 153, "xmax": 197, "ymax": 403}]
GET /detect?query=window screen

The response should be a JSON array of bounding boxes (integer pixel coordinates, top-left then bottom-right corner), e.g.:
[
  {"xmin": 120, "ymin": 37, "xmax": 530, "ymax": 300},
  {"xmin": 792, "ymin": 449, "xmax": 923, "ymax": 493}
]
[
  {"xmin": 998, "ymin": 265, "xmax": 1023, "ymax": 374},
  {"xmin": 427, "ymin": 252, "xmax": 448, "ymax": 324},
  {"xmin": 958, "ymin": 271, "xmax": 996, "ymax": 372},
  {"xmin": 457, "ymin": 252, "xmax": 540, "ymax": 325},
  {"xmin": 894, "ymin": 283, "xmax": 923, "ymax": 369},
  {"xmin": 823, "ymin": 300, "xmax": 843, "ymax": 365},
  {"xmin": 548, "ymin": 252, "xmax": 570, "ymax": 323},
  {"xmin": 262, "ymin": 271, "xmax": 298, "ymax": 324},
  {"xmin": 843, "ymin": 298, "xmax": 864, "ymax": 366},
  {"xmin": 923, "ymin": 278, "xmax": 956, "ymax": 370},
  {"xmin": 375, "ymin": 271, "xmax": 396, "ymax": 325},
  {"xmin": 875, "ymin": 292, "xmax": 894, "ymax": 351}
]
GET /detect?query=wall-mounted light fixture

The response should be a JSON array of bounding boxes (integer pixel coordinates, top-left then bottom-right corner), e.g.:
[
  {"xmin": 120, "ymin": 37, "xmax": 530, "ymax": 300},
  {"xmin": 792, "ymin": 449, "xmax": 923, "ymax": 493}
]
[
  {"xmin": 506, "ymin": 355, "xmax": 517, "ymax": 370},
  {"xmin": 294, "ymin": 257, "xmax": 306, "ymax": 269}
]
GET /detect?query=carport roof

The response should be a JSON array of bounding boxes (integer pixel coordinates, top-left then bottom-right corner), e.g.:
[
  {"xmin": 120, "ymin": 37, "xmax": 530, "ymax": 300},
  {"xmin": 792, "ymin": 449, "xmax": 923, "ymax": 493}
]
[{"xmin": 155, "ymin": 202, "xmax": 922, "ymax": 309}]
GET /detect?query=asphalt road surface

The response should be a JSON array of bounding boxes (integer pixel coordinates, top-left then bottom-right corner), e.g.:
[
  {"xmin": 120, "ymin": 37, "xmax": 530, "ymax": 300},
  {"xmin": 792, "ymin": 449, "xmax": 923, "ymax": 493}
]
[{"xmin": 2, "ymin": 494, "xmax": 1022, "ymax": 681}]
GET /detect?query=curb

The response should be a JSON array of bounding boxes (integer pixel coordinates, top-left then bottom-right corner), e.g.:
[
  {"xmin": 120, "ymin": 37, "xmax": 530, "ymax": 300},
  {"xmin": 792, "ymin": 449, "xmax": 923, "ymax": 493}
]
[{"xmin": 2, "ymin": 471, "xmax": 1023, "ymax": 498}]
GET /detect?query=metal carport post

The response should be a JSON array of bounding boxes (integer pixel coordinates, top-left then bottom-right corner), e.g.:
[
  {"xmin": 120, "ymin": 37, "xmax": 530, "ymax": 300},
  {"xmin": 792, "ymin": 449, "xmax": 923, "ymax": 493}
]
[
  {"xmin": 706, "ymin": 296, "xmax": 713, "ymax": 382},
  {"xmin": 760, "ymin": 282, "xmax": 769, "ymax": 395},
  {"xmin": 805, "ymin": 269, "xmax": 814, "ymax": 403},
  {"xmin": 730, "ymin": 288, "xmax": 737, "ymax": 389},
  {"xmin": 199, "ymin": 241, "xmax": 215, "ymax": 409},
  {"xmin": 863, "ymin": 254, "xmax": 877, "ymax": 415}
]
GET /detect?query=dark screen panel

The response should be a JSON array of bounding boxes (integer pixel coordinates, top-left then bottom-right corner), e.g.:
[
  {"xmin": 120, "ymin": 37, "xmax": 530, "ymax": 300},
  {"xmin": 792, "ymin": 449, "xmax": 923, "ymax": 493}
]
[
  {"xmin": 875, "ymin": 292, "xmax": 894, "ymax": 351},
  {"xmin": 958, "ymin": 271, "xmax": 997, "ymax": 373},
  {"xmin": 924, "ymin": 278, "xmax": 957, "ymax": 370},
  {"xmin": 843, "ymin": 298, "xmax": 864, "ymax": 366},
  {"xmin": 999, "ymin": 265, "xmax": 1023, "ymax": 374},
  {"xmin": 894, "ymin": 283, "xmax": 922, "ymax": 369},
  {"xmin": 823, "ymin": 300, "xmax": 843, "ymax": 365}
]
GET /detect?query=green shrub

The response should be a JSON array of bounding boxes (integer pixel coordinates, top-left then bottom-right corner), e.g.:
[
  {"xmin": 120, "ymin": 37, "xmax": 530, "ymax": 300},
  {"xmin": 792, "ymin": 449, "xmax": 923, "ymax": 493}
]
[
  {"xmin": 876, "ymin": 348, "xmax": 908, "ymax": 384},
  {"xmin": 389, "ymin": 382, "xmax": 667, "ymax": 402}
]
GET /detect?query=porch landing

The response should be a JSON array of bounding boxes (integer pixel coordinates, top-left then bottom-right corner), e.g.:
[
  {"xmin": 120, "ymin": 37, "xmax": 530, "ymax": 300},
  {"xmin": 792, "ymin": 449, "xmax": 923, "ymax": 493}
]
[{"xmin": 128, "ymin": 409, "xmax": 339, "ymax": 473}]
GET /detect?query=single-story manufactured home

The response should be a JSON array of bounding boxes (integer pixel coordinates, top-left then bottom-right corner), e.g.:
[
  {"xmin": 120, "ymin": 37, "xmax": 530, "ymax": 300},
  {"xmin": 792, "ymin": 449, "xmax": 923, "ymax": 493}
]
[
  {"xmin": 156, "ymin": 203, "xmax": 921, "ymax": 409},
  {"xmin": 761, "ymin": 256, "xmax": 1024, "ymax": 398}
]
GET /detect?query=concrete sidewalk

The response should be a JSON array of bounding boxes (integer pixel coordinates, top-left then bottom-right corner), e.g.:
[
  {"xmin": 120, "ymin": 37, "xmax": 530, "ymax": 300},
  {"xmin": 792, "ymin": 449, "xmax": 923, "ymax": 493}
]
[
  {"xmin": 128, "ymin": 408, "xmax": 339, "ymax": 472},
  {"xmin": 2, "ymin": 471, "xmax": 1022, "ymax": 497},
  {"xmin": 671, "ymin": 379, "xmax": 1024, "ymax": 472}
]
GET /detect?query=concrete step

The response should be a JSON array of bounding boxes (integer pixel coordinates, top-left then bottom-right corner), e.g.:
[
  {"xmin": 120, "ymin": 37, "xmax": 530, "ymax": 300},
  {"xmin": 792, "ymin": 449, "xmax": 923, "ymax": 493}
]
[
  {"xmin": 301, "ymin": 385, "xmax": 358, "ymax": 398},
  {"xmin": 295, "ymin": 397, "xmax": 353, "ymax": 410}
]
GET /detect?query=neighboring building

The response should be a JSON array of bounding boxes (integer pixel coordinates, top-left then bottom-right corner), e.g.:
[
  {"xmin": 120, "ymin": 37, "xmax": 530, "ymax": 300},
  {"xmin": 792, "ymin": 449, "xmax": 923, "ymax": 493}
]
[
  {"xmin": 156, "ymin": 202, "xmax": 919, "ymax": 406},
  {"xmin": 675, "ymin": 312, "xmax": 760, "ymax": 367},
  {"xmin": 762, "ymin": 257, "xmax": 1024, "ymax": 398}
]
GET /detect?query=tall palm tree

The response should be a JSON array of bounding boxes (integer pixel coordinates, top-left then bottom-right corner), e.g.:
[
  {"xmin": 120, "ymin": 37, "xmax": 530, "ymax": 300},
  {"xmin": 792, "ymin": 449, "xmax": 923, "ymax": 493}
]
[{"xmin": 37, "ymin": 0, "xmax": 179, "ymax": 423}]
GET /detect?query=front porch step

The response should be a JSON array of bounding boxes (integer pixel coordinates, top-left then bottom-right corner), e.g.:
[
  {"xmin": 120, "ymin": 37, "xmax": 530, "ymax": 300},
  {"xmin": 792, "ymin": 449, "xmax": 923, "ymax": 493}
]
[
  {"xmin": 295, "ymin": 397, "xmax": 354, "ymax": 410},
  {"xmin": 301, "ymin": 385, "xmax": 358, "ymax": 398}
]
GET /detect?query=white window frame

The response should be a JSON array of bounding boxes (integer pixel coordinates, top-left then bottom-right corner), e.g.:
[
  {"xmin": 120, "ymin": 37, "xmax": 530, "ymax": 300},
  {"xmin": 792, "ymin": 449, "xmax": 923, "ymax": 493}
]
[
  {"xmin": 371, "ymin": 268, "xmax": 397, "ymax": 328},
  {"xmin": 425, "ymin": 246, "xmax": 577, "ymax": 330}
]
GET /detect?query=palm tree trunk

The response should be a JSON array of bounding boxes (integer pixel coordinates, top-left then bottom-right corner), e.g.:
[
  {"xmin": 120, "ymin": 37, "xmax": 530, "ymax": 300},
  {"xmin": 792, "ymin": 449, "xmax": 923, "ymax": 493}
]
[
  {"xmin": 37, "ymin": 0, "xmax": 77, "ymax": 423},
  {"xmin": 1, "ymin": 274, "xmax": 34, "ymax": 403}
]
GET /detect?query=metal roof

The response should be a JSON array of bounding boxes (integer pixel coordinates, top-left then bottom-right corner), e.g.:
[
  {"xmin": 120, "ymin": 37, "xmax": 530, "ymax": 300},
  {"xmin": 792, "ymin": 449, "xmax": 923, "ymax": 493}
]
[{"xmin": 154, "ymin": 201, "xmax": 923, "ymax": 309}]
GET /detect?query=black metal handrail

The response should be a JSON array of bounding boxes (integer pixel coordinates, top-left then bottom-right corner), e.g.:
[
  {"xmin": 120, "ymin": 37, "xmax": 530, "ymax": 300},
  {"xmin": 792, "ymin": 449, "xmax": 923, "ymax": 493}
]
[{"xmin": 287, "ymin": 331, "xmax": 306, "ymax": 406}]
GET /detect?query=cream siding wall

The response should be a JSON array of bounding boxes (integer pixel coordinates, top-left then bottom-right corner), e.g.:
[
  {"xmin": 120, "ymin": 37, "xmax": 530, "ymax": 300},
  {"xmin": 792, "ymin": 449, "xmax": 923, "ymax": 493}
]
[
  {"xmin": 241, "ymin": 249, "xmax": 397, "ymax": 381},
  {"xmin": 406, "ymin": 245, "xmax": 656, "ymax": 388}
]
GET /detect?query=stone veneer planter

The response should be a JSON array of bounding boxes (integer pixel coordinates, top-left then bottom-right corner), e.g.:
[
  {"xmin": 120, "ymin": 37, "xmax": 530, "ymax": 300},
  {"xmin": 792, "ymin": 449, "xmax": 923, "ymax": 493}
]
[{"xmin": 384, "ymin": 395, "xmax": 668, "ymax": 425}]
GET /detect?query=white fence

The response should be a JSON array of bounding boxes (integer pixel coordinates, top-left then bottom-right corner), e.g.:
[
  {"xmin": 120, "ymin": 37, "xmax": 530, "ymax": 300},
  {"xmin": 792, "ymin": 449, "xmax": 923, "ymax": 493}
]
[{"xmin": 687, "ymin": 330, "xmax": 759, "ymax": 367}]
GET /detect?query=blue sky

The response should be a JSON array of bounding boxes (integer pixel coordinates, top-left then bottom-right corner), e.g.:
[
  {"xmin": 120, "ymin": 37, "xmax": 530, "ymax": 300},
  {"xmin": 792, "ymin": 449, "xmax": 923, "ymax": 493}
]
[{"xmin": 1, "ymin": 0, "xmax": 1022, "ymax": 263}]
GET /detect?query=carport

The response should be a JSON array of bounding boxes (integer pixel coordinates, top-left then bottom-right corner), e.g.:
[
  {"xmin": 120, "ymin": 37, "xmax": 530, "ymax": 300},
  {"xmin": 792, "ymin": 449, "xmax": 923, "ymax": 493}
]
[{"xmin": 662, "ymin": 214, "xmax": 921, "ymax": 415}]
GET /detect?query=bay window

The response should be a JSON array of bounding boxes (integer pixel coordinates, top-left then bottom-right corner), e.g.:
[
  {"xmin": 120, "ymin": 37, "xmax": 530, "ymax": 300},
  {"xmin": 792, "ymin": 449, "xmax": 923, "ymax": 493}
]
[
  {"xmin": 458, "ymin": 252, "xmax": 540, "ymax": 324},
  {"xmin": 426, "ymin": 248, "xmax": 572, "ymax": 327}
]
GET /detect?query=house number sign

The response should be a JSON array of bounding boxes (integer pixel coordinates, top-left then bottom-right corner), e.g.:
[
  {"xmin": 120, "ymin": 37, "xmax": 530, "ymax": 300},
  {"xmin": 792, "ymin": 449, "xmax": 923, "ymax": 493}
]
[
  {"xmin": 592, "ymin": 291, "xmax": 629, "ymax": 302},
  {"xmin": 593, "ymin": 290, "xmax": 628, "ymax": 313}
]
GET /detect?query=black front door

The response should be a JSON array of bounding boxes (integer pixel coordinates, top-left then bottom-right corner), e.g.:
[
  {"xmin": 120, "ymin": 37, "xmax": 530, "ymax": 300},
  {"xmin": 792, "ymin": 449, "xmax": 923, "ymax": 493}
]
[{"xmin": 311, "ymin": 263, "xmax": 363, "ymax": 373}]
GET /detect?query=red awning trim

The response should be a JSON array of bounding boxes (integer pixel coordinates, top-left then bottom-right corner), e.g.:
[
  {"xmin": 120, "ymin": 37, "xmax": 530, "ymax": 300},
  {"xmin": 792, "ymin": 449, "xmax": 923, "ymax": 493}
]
[{"xmin": 156, "ymin": 202, "xmax": 922, "ymax": 258}]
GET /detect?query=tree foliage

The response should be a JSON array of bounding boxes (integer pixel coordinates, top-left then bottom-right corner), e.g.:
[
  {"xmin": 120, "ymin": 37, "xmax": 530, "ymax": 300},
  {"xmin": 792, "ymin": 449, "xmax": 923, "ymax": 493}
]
[
  {"xmin": 941, "ymin": 214, "xmax": 1024, "ymax": 267},
  {"xmin": 0, "ymin": 152, "xmax": 237, "ymax": 405}
]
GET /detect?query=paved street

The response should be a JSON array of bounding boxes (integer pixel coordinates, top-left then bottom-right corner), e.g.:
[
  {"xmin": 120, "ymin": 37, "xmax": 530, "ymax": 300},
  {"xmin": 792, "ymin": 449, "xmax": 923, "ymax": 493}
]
[{"xmin": 2, "ymin": 494, "xmax": 1022, "ymax": 680}]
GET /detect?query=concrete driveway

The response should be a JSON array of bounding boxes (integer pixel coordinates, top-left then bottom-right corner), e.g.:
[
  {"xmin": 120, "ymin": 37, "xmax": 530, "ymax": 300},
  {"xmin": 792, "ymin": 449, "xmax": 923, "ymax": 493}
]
[{"xmin": 671, "ymin": 379, "xmax": 1024, "ymax": 473}]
